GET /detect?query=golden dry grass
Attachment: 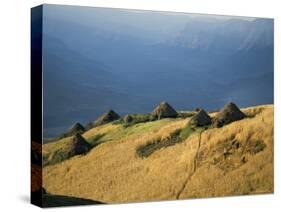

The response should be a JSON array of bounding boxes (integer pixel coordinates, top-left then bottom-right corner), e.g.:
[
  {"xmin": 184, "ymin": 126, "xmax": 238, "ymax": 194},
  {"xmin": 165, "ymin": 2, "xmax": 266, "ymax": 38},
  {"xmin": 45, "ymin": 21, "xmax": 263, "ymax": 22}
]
[{"xmin": 43, "ymin": 105, "xmax": 273, "ymax": 203}]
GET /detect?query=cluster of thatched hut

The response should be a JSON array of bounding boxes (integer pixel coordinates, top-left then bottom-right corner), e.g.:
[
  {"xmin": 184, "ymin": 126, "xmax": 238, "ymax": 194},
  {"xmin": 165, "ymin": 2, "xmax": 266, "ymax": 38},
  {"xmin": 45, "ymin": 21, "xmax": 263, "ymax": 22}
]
[
  {"xmin": 63, "ymin": 101, "xmax": 246, "ymax": 138},
  {"xmin": 54, "ymin": 101, "xmax": 246, "ymax": 163}
]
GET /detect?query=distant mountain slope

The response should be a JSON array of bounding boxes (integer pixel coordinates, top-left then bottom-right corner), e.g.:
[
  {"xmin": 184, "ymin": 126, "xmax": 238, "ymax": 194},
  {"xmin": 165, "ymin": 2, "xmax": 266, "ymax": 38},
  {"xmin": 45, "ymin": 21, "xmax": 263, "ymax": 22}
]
[
  {"xmin": 43, "ymin": 105, "xmax": 273, "ymax": 203},
  {"xmin": 171, "ymin": 19, "xmax": 273, "ymax": 51},
  {"xmin": 42, "ymin": 6, "xmax": 273, "ymax": 137}
]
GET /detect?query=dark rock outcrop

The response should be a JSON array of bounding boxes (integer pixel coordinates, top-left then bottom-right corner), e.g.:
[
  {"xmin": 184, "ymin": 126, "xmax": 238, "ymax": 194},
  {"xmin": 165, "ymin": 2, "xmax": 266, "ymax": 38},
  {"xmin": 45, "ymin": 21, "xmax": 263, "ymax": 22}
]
[
  {"xmin": 213, "ymin": 102, "xmax": 246, "ymax": 127},
  {"xmin": 151, "ymin": 101, "xmax": 178, "ymax": 119}
]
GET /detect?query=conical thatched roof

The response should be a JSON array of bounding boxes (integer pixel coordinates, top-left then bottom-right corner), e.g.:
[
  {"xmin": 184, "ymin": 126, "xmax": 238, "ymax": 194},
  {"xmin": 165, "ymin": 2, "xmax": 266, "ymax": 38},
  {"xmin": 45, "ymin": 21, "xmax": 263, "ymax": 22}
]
[
  {"xmin": 85, "ymin": 122, "xmax": 94, "ymax": 130},
  {"xmin": 194, "ymin": 107, "xmax": 201, "ymax": 112},
  {"xmin": 190, "ymin": 109, "xmax": 211, "ymax": 127},
  {"xmin": 94, "ymin": 110, "xmax": 120, "ymax": 126},
  {"xmin": 70, "ymin": 122, "xmax": 85, "ymax": 133},
  {"xmin": 151, "ymin": 101, "xmax": 178, "ymax": 119},
  {"xmin": 123, "ymin": 114, "xmax": 133, "ymax": 123},
  {"xmin": 70, "ymin": 133, "xmax": 91, "ymax": 155},
  {"xmin": 62, "ymin": 122, "xmax": 85, "ymax": 138},
  {"xmin": 214, "ymin": 102, "xmax": 246, "ymax": 127}
]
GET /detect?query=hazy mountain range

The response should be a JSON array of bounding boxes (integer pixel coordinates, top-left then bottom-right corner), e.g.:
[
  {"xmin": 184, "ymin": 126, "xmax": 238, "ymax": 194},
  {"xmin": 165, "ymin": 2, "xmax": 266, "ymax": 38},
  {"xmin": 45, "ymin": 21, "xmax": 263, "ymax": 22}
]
[{"xmin": 42, "ymin": 5, "xmax": 273, "ymax": 137}]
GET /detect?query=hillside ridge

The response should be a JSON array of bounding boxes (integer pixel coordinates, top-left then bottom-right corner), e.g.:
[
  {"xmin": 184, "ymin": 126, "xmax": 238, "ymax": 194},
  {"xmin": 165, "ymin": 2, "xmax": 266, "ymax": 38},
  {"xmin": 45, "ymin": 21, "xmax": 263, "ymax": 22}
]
[{"xmin": 43, "ymin": 104, "xmax": 273, "ymax": 203}]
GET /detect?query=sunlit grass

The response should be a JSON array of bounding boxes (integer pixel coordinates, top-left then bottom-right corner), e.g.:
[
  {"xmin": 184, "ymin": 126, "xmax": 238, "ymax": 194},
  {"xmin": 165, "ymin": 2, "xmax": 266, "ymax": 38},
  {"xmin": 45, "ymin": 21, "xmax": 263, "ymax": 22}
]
[{"xmin": 43, "ymin": 105, "xmax": 273, "ymax": 203}]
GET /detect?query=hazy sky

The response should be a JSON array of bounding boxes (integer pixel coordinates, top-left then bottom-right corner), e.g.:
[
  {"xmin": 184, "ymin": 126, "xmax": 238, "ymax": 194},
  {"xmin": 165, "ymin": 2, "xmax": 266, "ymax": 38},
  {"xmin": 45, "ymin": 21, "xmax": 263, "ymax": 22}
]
[
  {"xmin": 43, "ymin": 4, "xmax": 263, "ymax": 45},
  {"xmin": 44, "ymin": 4, "xmax": 257, "ymax": 22}
]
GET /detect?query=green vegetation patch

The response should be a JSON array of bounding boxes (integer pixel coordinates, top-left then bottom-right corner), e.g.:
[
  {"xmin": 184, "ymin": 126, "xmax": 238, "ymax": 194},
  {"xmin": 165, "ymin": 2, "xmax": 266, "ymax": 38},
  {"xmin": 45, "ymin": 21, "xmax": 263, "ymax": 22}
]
[
  {"xmin": 87, "ymin": 133, "xmax": 106, "ymax": 147},
  {"xmin": 244, "ymin": 107, "xmax": 265, "ymax": 118},
  {"xmin": 44, "ymin": 149, "xmax": 72, "ymax": 166},
  {"xmin": 111, "ymin": 114, "xmax": 152, "ymax": 127},
  {"xmin": 109, "ymin": 119, "xmax": 174, "ymax": 141},
  {"xmin": 43, "ymin": 119, "xmax": 176, "ymax": 166},
  {"xmin": 122, "ymin": 113, "xmax": 152, "ymax": 128},
  {"xmin": 43, "ymin": 139, "xmax": 91, "ymax": 166},
  {"xmin": 247, "ymin": 140, "xmax": 266, "ymax": 155},
  {"xmin": 90, "ymin": 119, "xmax": 181, "ymax": 151},
  {"xmin": 177, "ymin": 111, "xmax": 196, "ymax": 119},
  {"xmin": 136, "ymin": 125, "xmax": 196, "ymax": 158},
  {"xmin": 211, "ymin": 136, "xmax": 267, "ymax": 172}
]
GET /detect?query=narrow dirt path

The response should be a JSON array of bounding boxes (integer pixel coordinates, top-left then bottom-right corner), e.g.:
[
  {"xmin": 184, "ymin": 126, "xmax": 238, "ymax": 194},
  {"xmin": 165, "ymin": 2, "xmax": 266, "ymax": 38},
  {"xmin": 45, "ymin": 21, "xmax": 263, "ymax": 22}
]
[{"xmin": 175, "ymin": 130, "xmax": 203, "ymax": 199}]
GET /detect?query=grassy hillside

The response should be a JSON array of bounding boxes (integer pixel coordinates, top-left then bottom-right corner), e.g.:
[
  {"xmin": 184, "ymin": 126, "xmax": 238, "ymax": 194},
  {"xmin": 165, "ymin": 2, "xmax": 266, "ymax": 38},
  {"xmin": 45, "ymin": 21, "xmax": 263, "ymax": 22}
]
[{"xmin": 43, "ymin": 105, "xmax": 273, "ymax": 203}]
